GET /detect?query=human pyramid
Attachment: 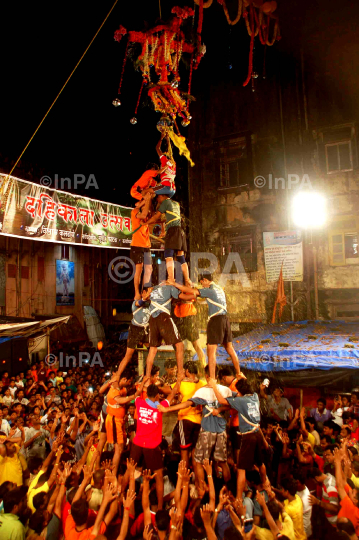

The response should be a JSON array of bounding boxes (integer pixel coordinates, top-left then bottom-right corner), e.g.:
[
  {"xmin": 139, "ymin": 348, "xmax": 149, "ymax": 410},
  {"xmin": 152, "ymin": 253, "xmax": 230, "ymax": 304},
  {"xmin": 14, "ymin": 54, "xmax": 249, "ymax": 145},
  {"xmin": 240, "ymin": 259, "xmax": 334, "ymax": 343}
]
[{"xmin": 119, "ymin": 130, "xmax": 244, "ymax": 383}]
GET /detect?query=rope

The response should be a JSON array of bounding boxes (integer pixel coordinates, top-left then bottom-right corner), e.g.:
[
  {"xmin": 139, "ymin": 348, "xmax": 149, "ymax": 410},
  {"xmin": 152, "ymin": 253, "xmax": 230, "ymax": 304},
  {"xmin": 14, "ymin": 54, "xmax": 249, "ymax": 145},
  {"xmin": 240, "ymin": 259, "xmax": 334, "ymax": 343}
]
[{"xmin": 4, "ymin": 0, "xmax": 120, "ymax": 183}]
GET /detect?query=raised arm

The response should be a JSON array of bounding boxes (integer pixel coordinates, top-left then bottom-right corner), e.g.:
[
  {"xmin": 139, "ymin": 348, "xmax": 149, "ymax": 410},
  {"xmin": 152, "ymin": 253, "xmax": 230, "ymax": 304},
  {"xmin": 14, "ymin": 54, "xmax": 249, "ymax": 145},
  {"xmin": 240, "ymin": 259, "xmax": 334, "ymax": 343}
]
[
  {"xmin": 334, "ymin": 448, "xmax": 348, "ymax": 500},
  {"xmin": 142, "ymin": 469, "xmax": 156, "ymax": 526},
  {"xmin": 256, "ymin": 492, "xmax": 280, "ymax": 537},
  {"xmin": 200, "ymin": 504, "xmax": 217, "ymax": 540},
  {"xmin": 53, "ymin": 464, "xmax": 71, "ymax": 518},
  {"xmin": 47, "ymin": 446, "xmax": 63, "ymax": 487},
  {"xmin": 299, "ymin": 407, "xmax": 309, "ymax": 438},
  {"xmin": 73, "ymin": 464, "xmax": 93, "ymax": 503},
  {"xmin": 287, "ymin": 408, "xmax": 300, "ymax": 431},
  {"xmin": 202, "ymin": 459, "xmax": 215, "ymax": 511},
  {"xmin": 92, "ymin": 483, "xmax": 118, "ymax": 537},
  {"xmin": 116, "ymin": 489, "xmax": 136, "ymax": 540},
  {"xmin": 156, "ymin": 132, "xmax": 165, "ymax": 157}
]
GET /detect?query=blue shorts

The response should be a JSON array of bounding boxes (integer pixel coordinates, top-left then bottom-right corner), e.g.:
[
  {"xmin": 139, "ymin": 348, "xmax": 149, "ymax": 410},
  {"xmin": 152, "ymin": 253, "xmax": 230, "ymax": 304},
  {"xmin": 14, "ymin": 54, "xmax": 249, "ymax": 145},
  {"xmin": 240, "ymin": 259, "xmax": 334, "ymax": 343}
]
[{"xmin": 154, "ymin": 186, "xmax": 175, "ymax": 198}]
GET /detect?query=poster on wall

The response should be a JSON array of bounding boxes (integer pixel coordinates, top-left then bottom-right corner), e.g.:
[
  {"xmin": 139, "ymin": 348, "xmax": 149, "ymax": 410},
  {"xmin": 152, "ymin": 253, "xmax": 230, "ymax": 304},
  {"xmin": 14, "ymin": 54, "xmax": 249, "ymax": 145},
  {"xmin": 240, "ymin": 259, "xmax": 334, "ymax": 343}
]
[
  {"xmin": 0, "ymin": 174, "xmax": 163, "ymax": 250},
  {"xmin": 263, "ymin": 231, "xmax": 303, "ymax": 283},
  {"xmin": 56, "ymin": 260, "xmax": 75, "ymax": 306}
]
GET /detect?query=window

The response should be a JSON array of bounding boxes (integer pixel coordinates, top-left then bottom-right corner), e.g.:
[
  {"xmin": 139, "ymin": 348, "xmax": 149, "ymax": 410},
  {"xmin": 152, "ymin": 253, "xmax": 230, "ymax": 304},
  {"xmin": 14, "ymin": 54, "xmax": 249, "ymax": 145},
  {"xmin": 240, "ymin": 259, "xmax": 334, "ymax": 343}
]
[
  {"xmin": 214, "ymin": 133, "xmax": 253, "ymax": 190},
  {"xmin": 222, "ymin": 227, "xmax": 257, "ymax": 273},
  {"xmin": 334, "ymin": 304, "xmax": 359, "ymax": 319},
  {"xmin": 325, "ymin": 141, "xmax": 352, "ymax": 173},
  {"xmin": 316, "ymin": 124, "xmax": 357, "ymax": 174},
  {"xmin": 328, "ymin": 215, "xmax": 359, "ymax": 266}
]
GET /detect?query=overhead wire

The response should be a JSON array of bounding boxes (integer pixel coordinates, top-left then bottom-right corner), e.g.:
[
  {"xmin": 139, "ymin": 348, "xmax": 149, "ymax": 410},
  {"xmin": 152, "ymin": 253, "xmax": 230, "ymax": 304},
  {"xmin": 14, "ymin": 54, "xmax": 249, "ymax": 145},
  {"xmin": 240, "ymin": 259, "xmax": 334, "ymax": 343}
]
[{"xmin": 3, "ymin": 0, "xmax": 120, "ymax": 184}]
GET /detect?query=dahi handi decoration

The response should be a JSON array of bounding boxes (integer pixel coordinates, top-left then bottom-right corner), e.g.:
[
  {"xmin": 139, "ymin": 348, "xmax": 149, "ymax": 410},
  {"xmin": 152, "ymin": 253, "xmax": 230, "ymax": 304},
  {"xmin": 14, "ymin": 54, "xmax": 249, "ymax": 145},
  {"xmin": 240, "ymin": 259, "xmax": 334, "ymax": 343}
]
[{"xmin": 112, "ymin": 6, "xmax": 204, "ymax": 165}]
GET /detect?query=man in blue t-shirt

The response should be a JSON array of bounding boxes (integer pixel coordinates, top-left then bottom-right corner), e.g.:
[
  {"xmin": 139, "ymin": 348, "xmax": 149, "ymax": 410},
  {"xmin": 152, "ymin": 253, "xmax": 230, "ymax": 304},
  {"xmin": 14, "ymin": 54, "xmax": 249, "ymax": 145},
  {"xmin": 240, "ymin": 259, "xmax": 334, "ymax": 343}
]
[
  {"xmin": 145, "ymin": 283, "xmax": 194, "ymax": 378},
  {"xmin": 116, "ymin": 289, "xmax": 151, "ymax": 379},
  {"xmin": 207, "ymin": 377, "xmax": 267, "ymax": 501},
  {"xmin": 172, "ymin": 274, "xmax": 244, "ymax": 380}
]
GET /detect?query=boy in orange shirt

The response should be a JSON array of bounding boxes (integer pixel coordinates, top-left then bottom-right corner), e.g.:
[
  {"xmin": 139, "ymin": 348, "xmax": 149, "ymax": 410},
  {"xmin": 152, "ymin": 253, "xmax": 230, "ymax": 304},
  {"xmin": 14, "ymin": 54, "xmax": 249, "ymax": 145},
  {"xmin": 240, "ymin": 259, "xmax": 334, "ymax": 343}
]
[{"xmin": 130, "ymin": 203, "xmax": 153, "ymax": 299}]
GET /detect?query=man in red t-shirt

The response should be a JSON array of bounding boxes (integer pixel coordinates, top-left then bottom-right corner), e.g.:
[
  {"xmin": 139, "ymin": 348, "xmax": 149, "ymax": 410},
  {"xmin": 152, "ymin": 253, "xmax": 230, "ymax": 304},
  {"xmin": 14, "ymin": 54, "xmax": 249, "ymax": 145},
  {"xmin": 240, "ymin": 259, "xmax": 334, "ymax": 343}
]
[{"xmin": 122, "ymin": 381, "xmax": 180, "ymax": 510}]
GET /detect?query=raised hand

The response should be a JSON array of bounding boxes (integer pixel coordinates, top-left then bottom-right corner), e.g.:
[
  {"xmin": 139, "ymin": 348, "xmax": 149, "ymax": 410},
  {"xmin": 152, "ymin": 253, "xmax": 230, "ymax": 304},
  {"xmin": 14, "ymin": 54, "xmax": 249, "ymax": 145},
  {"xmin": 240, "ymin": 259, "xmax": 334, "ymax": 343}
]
[
  {"xmin": 256, "ymin": 491, "xmax": 266, "ymax": 507},
  {"xmin": 143, "ymin": 524, "xmax": 154, "ymax": 540},
  {"xmin": 101, "ymin": 459, "xmax": 113, "ymax": 471},
  {"xmin": 64, "ymin": 462, "xmax": 72, "ymax": 478},
  {"xmin": 202, "ymin": 459, "xmax": 213, "ymax": 477},
  {"xmin": 142, "ymin": 469, "xmax": 156, "ymax": 482},
  {"xmin": 126, "ymin": 458, "xmax": 137, "ymax": 476},
  {"xmin": 169, "ymin": 506, "xmax": 183, "ymax": 528},
  {"xmin": 219, "ymin": 486, "xmax": 229, "ymax": 506},
  {"xmin": 83, "ymin": 464, "xmax": 93, "ymax": 482},
  {"xmin": 200, "ymin": 503, "xmax": 213, "ymax": 525},
  {"xmin": 177, "ymin": 460, "xmax": 187, "ymax": 479},
  {"xmin": 103, "ymin": 482, "xmax": 117, "ymax": 502},
  {"xmin": 123, "ymin": 488, "xmax": 136, "ymax": 508}
]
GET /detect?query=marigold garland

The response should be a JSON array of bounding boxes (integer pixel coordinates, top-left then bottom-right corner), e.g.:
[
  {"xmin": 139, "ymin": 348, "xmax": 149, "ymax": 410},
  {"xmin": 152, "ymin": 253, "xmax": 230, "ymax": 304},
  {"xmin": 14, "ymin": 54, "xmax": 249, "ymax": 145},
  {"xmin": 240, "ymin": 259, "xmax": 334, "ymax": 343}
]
[
  {"xmin": 222, "ymin": 0, "xmax": 242, "ymax": 25},
  {"xmin": 193, "ymin": 0, "xmax": 213, "ymax": 7}
]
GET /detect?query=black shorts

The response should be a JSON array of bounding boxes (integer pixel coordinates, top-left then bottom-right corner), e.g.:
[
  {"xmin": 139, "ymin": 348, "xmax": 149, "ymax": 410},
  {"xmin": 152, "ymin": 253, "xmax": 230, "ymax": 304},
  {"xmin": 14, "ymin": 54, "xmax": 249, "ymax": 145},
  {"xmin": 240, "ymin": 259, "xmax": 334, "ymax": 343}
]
[
  {"xmin": 130, "ymin": 442, "xmax": 163, "ymax": 471},
  {"xmin": 149, "ymin": 313, "xmax": 182, "ymax": 348},
  {"xmin": 207, "ymin": 314, "xmax": 232, "ymax": 345},
  {"xmin": 165, "ymin": 226, "xmax": 187, "ymax": 252},
  {"xmin": 172, "ymin": 315, "xmax": 199, "ymax": 343},
  {"xmin": 127, "ymin": 323, "xmax": 148, "ymax": 349},
  {"xmin": 229, "ymin": 426, "xmax": 242, "ymax": 450},
  {"xmin": 130, "ymin": 246, "xmax": 151, "ymax": 265},
  {"xmin": 174, "ymin": 419, "xmax": 201, "ymax": 449},
  {"xmin": 237, "ymin": 430, "xmax": 266, "ymax": 470}
]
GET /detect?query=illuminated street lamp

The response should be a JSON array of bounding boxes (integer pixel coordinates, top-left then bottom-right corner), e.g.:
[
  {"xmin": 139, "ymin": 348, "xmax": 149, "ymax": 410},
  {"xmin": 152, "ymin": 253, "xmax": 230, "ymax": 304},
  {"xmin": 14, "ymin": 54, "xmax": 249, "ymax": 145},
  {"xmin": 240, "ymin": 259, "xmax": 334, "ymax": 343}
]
[
  {"xmin": 292, "ymin": 192, "xmax": 327, "ymax": 229},
  {"xmin": 292, "ymin": 192, "xmax": 327, "ymax": 319}
]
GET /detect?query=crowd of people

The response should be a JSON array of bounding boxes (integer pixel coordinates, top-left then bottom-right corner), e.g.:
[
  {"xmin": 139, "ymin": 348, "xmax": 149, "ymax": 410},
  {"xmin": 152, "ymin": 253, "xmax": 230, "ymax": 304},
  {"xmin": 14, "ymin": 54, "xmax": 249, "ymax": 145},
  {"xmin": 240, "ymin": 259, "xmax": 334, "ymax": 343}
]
[{"xmin": 0, "ymin": 354, "xmax": 358, "ymax": 540}]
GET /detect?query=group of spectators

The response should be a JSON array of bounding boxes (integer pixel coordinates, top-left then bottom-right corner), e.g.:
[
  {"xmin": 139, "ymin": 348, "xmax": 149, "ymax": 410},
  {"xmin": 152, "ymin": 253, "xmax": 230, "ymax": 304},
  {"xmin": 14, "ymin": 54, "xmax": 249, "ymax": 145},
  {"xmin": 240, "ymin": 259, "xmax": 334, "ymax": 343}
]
[{"xmin": 0, "ymin": 356, "xmax": 358, "ymax": 540}]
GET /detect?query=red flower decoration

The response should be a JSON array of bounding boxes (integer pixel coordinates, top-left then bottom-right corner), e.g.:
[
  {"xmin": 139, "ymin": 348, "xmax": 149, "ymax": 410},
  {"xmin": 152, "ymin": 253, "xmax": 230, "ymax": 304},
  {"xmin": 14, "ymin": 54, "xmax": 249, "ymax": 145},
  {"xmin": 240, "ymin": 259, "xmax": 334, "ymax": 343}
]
[
  {"xmin": 114, "ymin": 25, "xmax": 127, "ymax": 43},
  {"xmin": 171, "ymin": 6, "xmax": 195, "ymax": 19}
]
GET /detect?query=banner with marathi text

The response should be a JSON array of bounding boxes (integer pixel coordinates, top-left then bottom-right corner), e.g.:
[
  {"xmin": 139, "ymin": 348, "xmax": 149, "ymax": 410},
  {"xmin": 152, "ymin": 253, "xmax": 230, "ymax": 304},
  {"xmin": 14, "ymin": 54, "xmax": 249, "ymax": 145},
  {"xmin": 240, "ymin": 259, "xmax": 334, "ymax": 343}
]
[{"xmin": 0, "ymin": 174, "xmax": 163, "ymax": 250}]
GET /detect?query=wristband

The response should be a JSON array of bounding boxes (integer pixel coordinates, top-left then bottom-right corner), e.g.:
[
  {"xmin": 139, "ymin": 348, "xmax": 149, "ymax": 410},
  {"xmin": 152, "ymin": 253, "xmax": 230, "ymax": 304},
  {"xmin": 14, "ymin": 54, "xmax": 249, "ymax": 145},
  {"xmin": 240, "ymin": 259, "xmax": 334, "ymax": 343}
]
[
  {"xmin": 171, "ymin": 525, "xmax": 177, "ymax": 530},
  {"xmin": 207, "ymin": 475, "xmax": 212, "ymax": 478},
  {"xmin": 124, "ymin": 507, "xmax": 130, "ymax": 511},
  {"xmin": 215, "ymin": 508, "xmax": 220, "ymax": 513}
]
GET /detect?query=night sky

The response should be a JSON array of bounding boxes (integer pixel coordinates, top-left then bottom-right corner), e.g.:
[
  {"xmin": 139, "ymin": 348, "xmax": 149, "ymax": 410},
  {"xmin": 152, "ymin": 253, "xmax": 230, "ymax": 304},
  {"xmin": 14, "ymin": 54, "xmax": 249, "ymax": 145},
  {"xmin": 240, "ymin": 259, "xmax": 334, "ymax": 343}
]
[{"xmin": 1, "ymin": 0, "xmax": 356, "ymax": 208}]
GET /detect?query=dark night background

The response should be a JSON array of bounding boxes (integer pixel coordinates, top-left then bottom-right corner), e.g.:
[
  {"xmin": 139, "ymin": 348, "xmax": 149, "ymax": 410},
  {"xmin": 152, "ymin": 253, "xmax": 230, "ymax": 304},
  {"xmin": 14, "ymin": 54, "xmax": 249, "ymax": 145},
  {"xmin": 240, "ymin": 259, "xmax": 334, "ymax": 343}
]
[{"xmin": 0, "ymin": 0, "xmax": 357, "ymax": 209}]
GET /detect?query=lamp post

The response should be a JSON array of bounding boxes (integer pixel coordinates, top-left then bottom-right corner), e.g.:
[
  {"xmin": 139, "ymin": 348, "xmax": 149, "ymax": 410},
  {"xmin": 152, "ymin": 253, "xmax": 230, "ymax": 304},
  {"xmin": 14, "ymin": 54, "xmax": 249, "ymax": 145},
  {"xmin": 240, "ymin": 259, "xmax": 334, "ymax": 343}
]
[{"xmin": 292, "ymin": 192, "xmax": 327, "ymax": 320}]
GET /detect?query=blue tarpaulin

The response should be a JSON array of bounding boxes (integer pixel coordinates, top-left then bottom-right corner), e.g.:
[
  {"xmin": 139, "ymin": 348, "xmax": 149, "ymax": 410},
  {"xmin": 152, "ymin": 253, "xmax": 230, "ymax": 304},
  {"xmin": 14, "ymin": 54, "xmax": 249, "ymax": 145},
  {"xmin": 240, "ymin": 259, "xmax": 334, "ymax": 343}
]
[{"xmin": 209, "ymin": 320, "xmax": 359, "ymax": 372}]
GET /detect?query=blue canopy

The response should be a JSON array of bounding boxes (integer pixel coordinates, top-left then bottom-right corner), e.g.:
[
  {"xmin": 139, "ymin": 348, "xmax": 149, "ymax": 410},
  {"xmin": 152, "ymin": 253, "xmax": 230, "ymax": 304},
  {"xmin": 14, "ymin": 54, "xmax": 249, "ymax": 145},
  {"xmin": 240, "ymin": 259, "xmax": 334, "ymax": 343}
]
[{"xmin": 205, "ymin": 320, "xmax": 359, "ymax": 372}]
